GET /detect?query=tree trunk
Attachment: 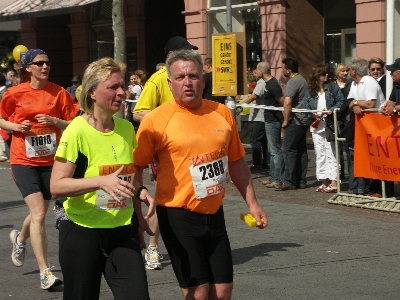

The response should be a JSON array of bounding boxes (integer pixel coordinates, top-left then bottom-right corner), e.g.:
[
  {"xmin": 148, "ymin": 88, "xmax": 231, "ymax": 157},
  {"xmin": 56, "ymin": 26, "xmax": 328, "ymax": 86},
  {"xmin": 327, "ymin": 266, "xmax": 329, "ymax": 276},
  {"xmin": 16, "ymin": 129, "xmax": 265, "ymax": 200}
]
[{"xmin": 112, "ymin": 0, "xmax": 126, "ymax": 118}]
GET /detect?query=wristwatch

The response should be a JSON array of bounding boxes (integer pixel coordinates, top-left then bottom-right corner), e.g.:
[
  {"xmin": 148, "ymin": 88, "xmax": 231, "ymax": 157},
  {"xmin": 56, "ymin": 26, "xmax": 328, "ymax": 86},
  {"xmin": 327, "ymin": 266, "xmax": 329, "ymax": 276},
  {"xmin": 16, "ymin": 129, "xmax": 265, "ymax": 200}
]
[
  {"xmin": 353, "ymin": 100, "xmax": 358, "ymax": 106},
  {"xmin": 393, "ymin": 106, "xmax": 397, "ymax": 114}
]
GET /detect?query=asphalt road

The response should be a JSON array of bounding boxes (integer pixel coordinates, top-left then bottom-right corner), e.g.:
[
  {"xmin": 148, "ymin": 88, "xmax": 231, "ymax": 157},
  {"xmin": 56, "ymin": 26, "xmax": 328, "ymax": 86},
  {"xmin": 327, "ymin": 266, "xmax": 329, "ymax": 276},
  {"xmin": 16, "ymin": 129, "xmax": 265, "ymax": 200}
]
[{"xmin": 1, "ymin": 145, "xmax": 399, "ymax": 299}]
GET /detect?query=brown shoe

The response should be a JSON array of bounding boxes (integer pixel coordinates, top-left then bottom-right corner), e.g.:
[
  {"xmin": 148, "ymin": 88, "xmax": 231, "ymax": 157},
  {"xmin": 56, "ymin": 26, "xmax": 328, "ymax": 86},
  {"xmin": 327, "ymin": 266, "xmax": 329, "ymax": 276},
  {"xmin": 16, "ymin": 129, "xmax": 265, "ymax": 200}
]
[
  {"xmin": 275, "ymin": 184, "xmax": 295, "ymax": 191},
  {"xmin": 262, "ymin": 179, "xmax": 272, "ymax": 185},
  {"xmin": 266, "ymin": 182, "xmax": 280, "ymax": 188}
]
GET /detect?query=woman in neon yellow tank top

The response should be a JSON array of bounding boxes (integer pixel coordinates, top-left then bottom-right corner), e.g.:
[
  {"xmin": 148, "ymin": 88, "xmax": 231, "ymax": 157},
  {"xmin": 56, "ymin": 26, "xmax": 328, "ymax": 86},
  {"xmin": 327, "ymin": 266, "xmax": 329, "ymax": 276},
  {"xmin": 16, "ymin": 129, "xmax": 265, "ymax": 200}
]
[{"xmin": 50, "ymin": 57, "xmax": 155, "ymax": 299}]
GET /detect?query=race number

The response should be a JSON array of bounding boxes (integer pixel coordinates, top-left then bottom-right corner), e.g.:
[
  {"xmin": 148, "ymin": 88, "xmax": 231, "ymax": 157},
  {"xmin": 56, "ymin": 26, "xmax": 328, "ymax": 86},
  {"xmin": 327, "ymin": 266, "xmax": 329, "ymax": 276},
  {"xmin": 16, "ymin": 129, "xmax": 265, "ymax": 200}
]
[
  {"xmin": 95, "ymin": 173, "xmax": 134, "ymax": 210},
  {"xmin": 190, "ymin": 156, "xmax": 228, "ymax": 199},
  {"xmin": 25, "ymin": 133, "xmax": 56, "ymax": 158}
]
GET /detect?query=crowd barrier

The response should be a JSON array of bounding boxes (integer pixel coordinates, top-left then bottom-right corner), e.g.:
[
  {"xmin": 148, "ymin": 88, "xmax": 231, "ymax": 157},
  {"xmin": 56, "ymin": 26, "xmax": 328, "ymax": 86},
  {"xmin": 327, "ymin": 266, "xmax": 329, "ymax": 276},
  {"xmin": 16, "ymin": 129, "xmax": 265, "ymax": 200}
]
[{"xmin": 235, "ymin": 102, "xmax": 400, "ymax": 214}]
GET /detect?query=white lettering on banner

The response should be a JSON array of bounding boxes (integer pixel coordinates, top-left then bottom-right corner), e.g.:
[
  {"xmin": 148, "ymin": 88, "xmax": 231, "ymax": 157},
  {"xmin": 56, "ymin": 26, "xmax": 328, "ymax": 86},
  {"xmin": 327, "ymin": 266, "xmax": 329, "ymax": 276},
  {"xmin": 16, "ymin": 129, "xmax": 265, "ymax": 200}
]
[
  {"xmin": 189, "ymin": 156, "xmax": 228, "ymax": 199},
  {"xmin": 25, "ymin": 133, "xmax": 56, "ymax": 158},
  {"xmin": 95, "ymin": 173, "xmax": 134, "ymax": 210}
]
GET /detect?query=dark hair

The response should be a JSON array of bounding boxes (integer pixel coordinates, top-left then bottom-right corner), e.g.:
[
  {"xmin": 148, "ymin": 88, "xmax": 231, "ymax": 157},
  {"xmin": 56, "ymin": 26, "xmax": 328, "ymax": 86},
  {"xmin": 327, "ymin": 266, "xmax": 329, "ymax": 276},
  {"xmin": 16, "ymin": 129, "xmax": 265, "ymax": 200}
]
[
  {"xmin": 308, "ymin": 65, "xmax": 329, "ymax": 97},
  {"xmin": 0, "ymin": 73, "xmax": 5, "ymax": 86},
  {"xmin": 204, "ymin": 57, "xmax": 212, "ymax": 66},
  {"xmin": 135, "ymin": 69, "xmax": 147, "ymax": 86},
  {"xmin": 282, "ymin": 57, "xmax": 299, "ymax": 73}
]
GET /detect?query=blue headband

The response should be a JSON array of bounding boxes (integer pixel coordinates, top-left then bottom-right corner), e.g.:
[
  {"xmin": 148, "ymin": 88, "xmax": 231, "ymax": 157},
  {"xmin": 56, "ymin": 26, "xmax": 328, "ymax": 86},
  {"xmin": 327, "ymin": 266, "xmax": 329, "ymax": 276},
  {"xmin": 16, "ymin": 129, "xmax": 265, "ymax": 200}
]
[{"xmin": 21, "ymin": 49, "xmax": 47, "ymax": 68}]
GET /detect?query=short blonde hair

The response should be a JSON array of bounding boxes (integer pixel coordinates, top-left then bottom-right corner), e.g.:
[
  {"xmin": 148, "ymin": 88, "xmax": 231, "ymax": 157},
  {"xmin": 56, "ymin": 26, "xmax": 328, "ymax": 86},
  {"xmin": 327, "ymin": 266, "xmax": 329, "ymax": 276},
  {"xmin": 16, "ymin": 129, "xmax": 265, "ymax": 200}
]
[
  {"xmin": 80, "ymin": 57, "xmax": 126, "ymax": 115},
  {"xmin": 335, "ymin": 63, "xmax": 349, "ymax": 79}
]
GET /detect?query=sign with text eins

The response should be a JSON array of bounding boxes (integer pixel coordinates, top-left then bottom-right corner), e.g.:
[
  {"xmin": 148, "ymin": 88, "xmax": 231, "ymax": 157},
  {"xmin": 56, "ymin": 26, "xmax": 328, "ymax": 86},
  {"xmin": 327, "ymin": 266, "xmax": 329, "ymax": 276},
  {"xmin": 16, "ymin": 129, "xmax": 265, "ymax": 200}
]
[{"xmin": 212, "ymin": 34, "xmax": 237, "ymax": 96}]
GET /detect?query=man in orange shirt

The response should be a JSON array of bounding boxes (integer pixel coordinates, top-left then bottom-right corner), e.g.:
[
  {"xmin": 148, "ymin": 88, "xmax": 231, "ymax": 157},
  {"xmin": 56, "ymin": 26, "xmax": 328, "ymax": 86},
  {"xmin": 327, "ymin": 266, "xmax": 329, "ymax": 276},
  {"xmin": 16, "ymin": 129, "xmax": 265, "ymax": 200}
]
[{"xmin": 134, "ymin": 49, "xmax": 268, "ymax": 299}]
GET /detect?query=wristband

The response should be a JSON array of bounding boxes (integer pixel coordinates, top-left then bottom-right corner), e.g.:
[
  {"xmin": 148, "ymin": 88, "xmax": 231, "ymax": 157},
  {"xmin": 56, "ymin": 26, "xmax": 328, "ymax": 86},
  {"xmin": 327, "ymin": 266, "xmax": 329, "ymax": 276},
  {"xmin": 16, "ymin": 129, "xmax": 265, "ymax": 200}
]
[{"xmin": 135, "ymin": 186, "xmax": 148, "ymax": 200}]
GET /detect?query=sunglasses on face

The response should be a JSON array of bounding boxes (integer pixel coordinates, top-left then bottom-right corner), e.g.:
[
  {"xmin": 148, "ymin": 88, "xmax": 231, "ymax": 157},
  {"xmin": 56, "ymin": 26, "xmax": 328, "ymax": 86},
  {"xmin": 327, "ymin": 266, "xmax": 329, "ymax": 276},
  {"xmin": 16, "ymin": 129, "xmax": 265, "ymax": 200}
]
[
  {"xmin": 370, "ymin": 68, "xmax": 381, "ymax": 71},
  {"xmin": 30, "ymin": 61, "xmax": 51, "ymax": 67},
  {"xmin": 320, "ymin": 72, "xmax": 328, "ymax": 76}
]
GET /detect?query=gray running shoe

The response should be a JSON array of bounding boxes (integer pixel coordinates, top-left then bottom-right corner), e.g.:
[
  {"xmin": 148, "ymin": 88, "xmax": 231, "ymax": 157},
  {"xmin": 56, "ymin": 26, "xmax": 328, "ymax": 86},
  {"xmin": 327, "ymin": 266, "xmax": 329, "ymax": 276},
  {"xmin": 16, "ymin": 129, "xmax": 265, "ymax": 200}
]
[
  {"xmin": 145, "ymin": 245, "xmax": 163, "ymax": 270},
  {"xmin": 40, "ymin": 267, "xmax": 62, "ymax": 290},
  {"xmin": 10, "ymin": 230, "xmax": 25, "ymax": 267}
]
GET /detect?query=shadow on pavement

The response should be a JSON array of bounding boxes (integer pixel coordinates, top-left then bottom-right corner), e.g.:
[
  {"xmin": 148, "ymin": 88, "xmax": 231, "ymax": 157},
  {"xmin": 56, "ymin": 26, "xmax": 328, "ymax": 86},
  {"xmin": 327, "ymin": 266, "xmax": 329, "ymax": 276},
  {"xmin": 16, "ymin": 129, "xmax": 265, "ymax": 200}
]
[{"xmin": 232, "ymin": 242, "xmax": 302, "ymax": 265}]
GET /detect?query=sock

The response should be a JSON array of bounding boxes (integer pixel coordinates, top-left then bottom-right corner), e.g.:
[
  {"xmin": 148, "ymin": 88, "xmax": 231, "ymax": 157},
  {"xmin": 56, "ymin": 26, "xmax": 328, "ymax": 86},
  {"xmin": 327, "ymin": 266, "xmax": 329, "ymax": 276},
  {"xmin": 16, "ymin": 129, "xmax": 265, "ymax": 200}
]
[{"xmin": 16, "ymin": 233, "xmax": 26, "ymax": 248}]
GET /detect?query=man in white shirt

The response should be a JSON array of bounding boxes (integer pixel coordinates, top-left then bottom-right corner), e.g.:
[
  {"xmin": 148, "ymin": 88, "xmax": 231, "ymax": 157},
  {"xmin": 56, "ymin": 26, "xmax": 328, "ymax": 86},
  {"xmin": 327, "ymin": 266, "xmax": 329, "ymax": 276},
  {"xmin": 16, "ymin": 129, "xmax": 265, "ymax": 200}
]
[{"xmin": 347, "ymin": 58, "xmax": 385, "ymax": 194}]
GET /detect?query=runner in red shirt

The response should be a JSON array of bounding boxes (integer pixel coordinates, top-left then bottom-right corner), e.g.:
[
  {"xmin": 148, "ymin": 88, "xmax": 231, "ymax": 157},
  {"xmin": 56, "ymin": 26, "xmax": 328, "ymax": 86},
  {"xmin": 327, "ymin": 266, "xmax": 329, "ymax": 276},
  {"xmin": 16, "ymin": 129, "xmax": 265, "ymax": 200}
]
[{"xmin": 0, "ymin": 49, "xmax": 80, "ymax": 290}]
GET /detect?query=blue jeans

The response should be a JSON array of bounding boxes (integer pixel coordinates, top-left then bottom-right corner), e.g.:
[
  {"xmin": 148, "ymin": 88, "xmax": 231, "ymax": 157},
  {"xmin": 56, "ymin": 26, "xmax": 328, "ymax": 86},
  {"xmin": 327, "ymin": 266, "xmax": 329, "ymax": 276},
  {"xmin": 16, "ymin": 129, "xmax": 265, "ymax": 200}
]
[
  {"xmin": 265, "ymin": 121, "xmax": 284, "ymax": 184},
  {"xmin": 346, "ymin": 148, "xmax": 368, "ymax": 194},
  {"xmin": 282, "ymin": 121, "xmax": 308, "ymax": 188},
  {"xmin": 250, "ymin": 121, "xmax": 269, "ymax": 166}
]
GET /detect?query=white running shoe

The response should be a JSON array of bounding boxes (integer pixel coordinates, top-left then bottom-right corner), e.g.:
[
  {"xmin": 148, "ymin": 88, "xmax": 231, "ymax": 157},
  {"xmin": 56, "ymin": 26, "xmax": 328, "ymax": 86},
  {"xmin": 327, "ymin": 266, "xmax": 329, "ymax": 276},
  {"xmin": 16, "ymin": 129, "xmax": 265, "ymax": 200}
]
[
  {"xmin": 145, "ymin": 245, "xmax": 163, "ymax": 270},
  {"xmin": 10, "ymin": 230, "xmax": 25, "ymax": 267},
  {"xmin": 40, "ymin": 267, "xmax": 62, "ymax": 290}
]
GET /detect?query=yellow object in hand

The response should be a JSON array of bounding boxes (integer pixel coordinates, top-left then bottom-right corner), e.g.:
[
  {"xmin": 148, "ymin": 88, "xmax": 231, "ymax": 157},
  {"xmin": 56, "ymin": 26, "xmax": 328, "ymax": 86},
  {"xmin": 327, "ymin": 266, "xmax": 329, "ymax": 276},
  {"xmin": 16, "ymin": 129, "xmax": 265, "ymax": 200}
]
[{"xmin": 240, "ymin": 213, "xmax": 263, "ymax": 227}]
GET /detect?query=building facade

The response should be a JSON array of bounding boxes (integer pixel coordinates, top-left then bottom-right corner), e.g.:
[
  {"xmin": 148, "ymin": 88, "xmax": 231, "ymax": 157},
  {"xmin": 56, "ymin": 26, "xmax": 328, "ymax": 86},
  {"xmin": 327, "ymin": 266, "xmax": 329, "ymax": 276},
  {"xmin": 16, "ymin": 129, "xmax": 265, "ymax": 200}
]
[{"xmin": 0, "ymin": 0, "xmax": 398, "ymax": 88}]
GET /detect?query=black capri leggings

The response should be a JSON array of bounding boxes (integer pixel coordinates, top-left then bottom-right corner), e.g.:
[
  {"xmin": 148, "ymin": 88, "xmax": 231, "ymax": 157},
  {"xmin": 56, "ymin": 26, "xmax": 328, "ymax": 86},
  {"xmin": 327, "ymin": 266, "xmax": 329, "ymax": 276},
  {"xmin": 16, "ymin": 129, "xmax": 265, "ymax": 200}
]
[{"xmin": 59, "ymin": 216, "xmax": 149, "ymax": 300}]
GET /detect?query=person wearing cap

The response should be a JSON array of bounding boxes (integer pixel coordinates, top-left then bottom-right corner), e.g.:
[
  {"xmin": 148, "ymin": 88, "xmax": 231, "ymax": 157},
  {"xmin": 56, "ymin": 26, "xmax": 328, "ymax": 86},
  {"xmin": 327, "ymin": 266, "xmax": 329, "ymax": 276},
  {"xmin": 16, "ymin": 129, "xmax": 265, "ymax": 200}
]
[
  {"xmin": 381, "ymin": 58, "xmax": 400, "ymax": 116},
  {"xmin": 0, "ymin": 49, "xmax": 80, "ymax": 290},
  {"xmin": 66, "ymin": 75, "xmax": 81, "ymax": 101},
  {"xmin": 134, "ymin": 49, "xmax": 268, "ymax": 299},
  {"xmin": 132, "ymin": 36, "xmax": 198, "ymax": 271}
]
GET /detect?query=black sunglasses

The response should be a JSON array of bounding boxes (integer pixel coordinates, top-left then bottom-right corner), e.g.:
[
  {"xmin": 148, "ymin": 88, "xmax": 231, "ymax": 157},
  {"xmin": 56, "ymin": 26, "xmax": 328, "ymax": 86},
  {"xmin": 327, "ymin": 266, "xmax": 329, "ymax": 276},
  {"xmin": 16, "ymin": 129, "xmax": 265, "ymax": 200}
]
[
  {"xmin": 320, "ymin": 72, "xmax": 328, "ymax": 76},
  {"xmin": 370, "ymin": 67, "xmax": 381, "ymax": 71},
  {"xmin": 30, "ymin": 61, "xmax": 51, "ymax": 67}
]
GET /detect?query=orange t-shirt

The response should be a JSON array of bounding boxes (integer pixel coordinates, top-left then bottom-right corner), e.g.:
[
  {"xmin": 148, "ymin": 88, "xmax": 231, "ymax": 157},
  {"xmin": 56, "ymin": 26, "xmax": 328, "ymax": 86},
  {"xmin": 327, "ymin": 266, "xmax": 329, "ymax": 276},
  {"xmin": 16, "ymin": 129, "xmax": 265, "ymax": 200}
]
[
  {"xmin": 1, "ymin": 82, "xmax": 80, "ymax": 166},
  {"xmin": 135, "ymin": 99, "xmax": 245, "ymax": 214}
]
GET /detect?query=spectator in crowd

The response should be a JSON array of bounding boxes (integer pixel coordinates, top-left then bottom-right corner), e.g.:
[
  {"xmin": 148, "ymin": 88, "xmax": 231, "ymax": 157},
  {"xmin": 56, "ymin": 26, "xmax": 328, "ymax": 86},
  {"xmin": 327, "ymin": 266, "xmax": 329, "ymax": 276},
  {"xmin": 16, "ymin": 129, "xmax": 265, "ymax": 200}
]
[
  {"xmin": 303, "ymin": 65, "xmax": 344, "ymax": 193},
  {"xmin": 382, "ymin": 58, "xmax": 400, "ymax": 114},
  {"xmin": 66, "ymin": 75, "xmax": 81, "ymax": 101},
  {"xmin": 255, "ymin": 62, "xmax": 284, "ymax": 188},
  {"xmin": 6, "ymin": 70, "xmax": 18, "ymax": 87},
  {"xmin": 276, "ymin": 57, "xmax": 310, "ymax": 191},
  {"xmin": 133, "ymin": 36, "xmax": 198, "ymax": 271},
  {"xmin": 242, "ymin": 63, "xmax": 269, "ymax": 170},
  {"xmin": 50, "ymin": 57, "xmax": 154, "ymax": 299},
  {"xmin": 334, "ymin": 63, "xmax": 352, "ymax": 98},
  {"xmin": 202, "ymin": 57, "xmax": 226, "ymax": 104},
  {"xmin": 134, "ymin": 49, "xmax": 268, "ymax": 300},
  {"xmin": 156, "ymin": 63, "xmax": 165, "ymax": 71},
  {"xmin": 125, "ymin": 70, "xmax": 147, "ymax": 127},
  {"xmin": 368, "ymin": 57, "xmax": 386, "ymax": 97},
  {"xmin": 333, "ymin": 63, "xmax": 352, "ymax": 180},
  {"xmin": 346, "ymin": 58, "xmax": 385, "ymax": 195}
]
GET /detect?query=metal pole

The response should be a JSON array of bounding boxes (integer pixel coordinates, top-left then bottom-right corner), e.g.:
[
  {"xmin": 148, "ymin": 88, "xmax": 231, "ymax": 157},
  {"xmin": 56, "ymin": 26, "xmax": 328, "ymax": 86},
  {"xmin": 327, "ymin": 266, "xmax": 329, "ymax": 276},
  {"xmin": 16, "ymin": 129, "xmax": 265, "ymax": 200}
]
[
  {"xmin": 386, "ymin": 0, "xmax": 394, "ymax": 101},
  {"xmin": 226, "ymin": 0, "xmax": 232, "ymax": 33}
]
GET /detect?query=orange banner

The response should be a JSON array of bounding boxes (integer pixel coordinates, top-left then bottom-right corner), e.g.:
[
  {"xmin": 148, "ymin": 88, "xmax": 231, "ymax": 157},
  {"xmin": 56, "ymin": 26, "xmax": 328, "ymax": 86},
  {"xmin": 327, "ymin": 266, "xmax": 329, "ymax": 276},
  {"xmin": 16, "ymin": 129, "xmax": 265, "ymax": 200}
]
[{"xmin": 354, "ymin": 113, "xmax": 400, "ymax": 181}]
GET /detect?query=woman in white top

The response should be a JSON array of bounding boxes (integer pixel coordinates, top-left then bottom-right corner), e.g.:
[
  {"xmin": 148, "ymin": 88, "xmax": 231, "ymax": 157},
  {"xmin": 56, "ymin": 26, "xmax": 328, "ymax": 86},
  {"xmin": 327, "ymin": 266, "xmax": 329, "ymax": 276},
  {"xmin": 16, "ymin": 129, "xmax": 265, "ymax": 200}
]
[
  {"xmin": 303, "ymin": 65, "xmax": 345, "ymax": 193},
  {"xmin": 125, "ymin": 70, "xmax": 147, "ymax": 123}
]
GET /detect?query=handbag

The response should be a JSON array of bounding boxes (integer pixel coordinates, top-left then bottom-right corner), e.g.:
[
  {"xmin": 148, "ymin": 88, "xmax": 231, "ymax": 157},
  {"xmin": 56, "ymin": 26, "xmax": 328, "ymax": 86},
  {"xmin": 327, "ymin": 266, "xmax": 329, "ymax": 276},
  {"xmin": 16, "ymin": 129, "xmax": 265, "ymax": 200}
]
[{"xmin": 324, "ymin": 114, "xmax": 335, "ymax": 142}]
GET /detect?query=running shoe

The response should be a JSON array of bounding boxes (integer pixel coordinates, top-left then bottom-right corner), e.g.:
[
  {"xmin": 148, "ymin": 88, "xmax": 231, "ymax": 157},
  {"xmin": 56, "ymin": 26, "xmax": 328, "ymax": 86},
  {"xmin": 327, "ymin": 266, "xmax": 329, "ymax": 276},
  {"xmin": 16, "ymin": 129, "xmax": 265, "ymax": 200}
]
[
  {"xmin": 40, "ymin": 267, "xmax": 62, "ymax": 290},
  {"xmin": 10, "ymin": 230, "xmax": 25, "ymax": 267},
  {"xmin": 145, "ymin": 245, "xmax": 163, "ymax": 270},
  {"xmin": 316, "ymin": 184, "xmax": 328, "ymax": 192}
]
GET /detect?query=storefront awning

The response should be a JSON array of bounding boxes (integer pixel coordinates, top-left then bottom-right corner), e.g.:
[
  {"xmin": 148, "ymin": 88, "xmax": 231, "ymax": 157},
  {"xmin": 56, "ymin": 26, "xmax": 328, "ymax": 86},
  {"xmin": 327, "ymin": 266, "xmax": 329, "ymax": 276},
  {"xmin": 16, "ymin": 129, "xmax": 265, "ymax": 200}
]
[{"xmin": 0, "ymin": 0, "xmax": 100, "ymax": 22}]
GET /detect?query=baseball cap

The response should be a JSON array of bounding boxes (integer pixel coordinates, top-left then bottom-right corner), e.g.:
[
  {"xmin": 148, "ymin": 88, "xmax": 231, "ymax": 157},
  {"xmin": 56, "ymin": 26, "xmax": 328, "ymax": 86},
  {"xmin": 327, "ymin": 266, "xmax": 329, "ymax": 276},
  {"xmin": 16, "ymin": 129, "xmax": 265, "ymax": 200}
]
[
  {"xmin": 164, "ymin": 36, "xmax": 198, "ymax": 54},
  {"xmin": 386, "ymin": 58, "xmax": 400, "ymax": 71}
]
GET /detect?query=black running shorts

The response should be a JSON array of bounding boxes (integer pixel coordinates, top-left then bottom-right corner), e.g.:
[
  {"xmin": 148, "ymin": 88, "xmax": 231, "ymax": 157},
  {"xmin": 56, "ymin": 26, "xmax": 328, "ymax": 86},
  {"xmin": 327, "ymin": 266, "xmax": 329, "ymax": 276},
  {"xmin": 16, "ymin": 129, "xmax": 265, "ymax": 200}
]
[
  {"xmin": 11, "ymin": 165, "xmax": 52, "ymax": 200},
  {"xmin": 156, "ymin": 205, "xmax": 233, "ymax": 288}
]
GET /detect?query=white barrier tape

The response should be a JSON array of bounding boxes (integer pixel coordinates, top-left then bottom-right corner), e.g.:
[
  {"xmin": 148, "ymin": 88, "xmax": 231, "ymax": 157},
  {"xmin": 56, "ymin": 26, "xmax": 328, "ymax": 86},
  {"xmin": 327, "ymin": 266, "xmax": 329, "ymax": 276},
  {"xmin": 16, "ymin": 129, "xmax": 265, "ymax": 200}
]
[{"xmin": 236, "ymin": 103, "xmax": 380, "ymax": 113}]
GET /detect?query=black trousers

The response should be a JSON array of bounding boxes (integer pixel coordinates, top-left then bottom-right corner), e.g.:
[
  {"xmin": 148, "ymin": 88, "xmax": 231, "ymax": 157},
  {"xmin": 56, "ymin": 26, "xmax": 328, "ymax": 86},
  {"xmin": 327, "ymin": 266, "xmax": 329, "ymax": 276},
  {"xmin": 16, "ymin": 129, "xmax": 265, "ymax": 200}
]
[{"xmin": 59, "ymin": 217, "xmax": 149, "ymax": 300}]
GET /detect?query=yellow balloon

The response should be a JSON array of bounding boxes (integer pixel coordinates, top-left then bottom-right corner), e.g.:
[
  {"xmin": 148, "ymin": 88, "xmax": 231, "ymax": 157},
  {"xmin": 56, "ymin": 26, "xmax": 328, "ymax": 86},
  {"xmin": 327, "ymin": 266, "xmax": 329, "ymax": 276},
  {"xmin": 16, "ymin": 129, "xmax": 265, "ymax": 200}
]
[
  {"xmin": 13, "ymin": 45, "xmax": 28, "ymax": 62},
  {"xmin": 75, "ymin": 85, "xmax": 82, "ymax": 102}
]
